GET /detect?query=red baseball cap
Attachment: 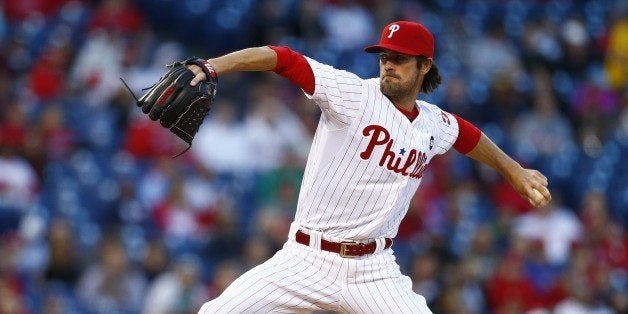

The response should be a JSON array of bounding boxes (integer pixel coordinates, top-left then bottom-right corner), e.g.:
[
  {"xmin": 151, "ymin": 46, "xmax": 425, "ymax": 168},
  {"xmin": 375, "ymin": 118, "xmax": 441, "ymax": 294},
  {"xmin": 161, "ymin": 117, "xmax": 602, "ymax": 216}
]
[{"xmin": 365, "ymin": 21, "xmax": 435, "ymax": 58}]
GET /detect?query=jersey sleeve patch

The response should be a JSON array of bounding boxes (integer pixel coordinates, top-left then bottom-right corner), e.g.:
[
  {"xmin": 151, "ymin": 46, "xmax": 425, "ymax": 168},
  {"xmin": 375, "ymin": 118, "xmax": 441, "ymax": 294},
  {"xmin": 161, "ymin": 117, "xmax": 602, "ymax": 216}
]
[{"xmin": 430, "ymin": 106, "xmax": 459, "ymax": 155}]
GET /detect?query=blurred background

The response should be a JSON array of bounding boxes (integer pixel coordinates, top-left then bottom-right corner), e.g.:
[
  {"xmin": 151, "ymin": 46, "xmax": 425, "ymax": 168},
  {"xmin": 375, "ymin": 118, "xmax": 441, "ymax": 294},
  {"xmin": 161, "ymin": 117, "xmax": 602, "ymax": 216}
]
[{"xmin": 0, "ymin": 0, "xmax": 626, "ymax": 313}]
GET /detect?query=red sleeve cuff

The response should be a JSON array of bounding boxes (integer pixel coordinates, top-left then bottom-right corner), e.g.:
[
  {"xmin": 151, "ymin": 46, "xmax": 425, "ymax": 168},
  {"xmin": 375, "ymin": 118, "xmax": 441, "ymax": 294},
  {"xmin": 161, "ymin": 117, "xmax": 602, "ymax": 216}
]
[
  {"xmin": 452, "ymin": 114, "xmax": 481, "ymax": 154},
  {"xmin": 268, "ymin": 45, "xmax": 315, "ymax": 95}
]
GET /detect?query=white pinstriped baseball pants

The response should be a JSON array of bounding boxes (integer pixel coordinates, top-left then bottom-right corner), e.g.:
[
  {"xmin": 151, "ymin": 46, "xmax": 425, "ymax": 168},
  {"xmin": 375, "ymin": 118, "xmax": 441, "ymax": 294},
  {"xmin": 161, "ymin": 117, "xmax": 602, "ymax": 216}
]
[{"xmin": 198, "ymin": 230, "xmax": 432, "ymax": 313}]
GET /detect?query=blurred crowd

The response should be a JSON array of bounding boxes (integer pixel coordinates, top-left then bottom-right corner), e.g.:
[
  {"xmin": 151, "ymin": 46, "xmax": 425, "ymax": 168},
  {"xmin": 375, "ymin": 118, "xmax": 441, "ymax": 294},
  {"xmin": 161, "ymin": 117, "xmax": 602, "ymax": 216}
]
[{"xmin": 0, "ymin": 0, "xmax": 627, "ymax": 313}]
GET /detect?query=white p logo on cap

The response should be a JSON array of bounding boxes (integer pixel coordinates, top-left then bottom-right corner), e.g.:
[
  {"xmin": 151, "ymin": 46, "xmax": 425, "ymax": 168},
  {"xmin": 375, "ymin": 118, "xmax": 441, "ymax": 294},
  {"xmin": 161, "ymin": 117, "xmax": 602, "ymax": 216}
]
[{"xmin": 387, "ymin": 24, "xmax": 400, "ymax": 38}]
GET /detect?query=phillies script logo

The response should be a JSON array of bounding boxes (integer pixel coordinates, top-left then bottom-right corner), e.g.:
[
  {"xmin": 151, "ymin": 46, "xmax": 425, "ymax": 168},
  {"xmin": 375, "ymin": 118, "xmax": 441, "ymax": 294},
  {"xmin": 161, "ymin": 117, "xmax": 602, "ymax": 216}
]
[{"xmin": 359, "ymin": 125, "xmax": 428, "ymax": 178}]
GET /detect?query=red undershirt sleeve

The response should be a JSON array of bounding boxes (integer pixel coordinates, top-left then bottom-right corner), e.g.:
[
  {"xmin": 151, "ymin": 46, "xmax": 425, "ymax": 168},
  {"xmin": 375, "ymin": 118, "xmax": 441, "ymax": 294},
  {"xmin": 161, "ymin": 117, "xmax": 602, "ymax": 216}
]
[
  {"xmin": 452, "ymin": 114, "xmax": 482, "ymax": 154},
  {"xmin": 268, "ymin": 45, "xmax": 315, "ymax": 95}
]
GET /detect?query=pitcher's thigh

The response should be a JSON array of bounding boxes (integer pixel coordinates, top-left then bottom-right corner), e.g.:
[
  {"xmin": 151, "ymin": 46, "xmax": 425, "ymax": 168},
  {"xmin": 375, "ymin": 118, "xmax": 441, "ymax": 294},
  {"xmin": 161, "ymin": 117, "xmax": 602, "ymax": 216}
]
[
  {"xmin": 198, "ymin": 250, "xmax": 341, "ymax": 313},
  {"xmin": 340, "ymin": 275, "xmax": 432, "ymax": 314}
]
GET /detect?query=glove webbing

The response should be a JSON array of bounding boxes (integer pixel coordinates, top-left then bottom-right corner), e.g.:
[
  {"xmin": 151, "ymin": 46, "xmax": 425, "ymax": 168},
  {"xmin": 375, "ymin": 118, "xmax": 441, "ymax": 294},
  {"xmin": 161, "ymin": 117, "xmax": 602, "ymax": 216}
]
[{"xmin": 169, "ymin": 96, "xmax": 212, "ymax": 158}]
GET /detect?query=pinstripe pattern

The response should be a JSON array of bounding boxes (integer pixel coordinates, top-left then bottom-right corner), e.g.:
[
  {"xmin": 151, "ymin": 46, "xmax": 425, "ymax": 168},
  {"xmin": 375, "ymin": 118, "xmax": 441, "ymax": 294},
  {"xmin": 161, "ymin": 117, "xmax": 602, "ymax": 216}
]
[
  {"xmin": 199, "ymin": 241, "xmax": 431, "ymax": 313},
  {"xmin": 198, "ymin": 58, "xmax": 454, "ymax": 313}
]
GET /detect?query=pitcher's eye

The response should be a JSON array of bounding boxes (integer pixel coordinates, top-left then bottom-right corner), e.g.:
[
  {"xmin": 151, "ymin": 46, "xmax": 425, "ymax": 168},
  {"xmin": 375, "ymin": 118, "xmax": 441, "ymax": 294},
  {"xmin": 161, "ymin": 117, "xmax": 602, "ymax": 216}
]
[{"xmin": 380, "ymin": 53, "xmax": 410, "ymax": 64}]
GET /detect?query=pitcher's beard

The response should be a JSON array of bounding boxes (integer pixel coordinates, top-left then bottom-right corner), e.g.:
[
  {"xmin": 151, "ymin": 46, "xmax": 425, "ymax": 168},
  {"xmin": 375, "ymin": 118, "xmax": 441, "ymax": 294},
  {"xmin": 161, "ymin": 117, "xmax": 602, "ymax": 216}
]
[
  {"xmin": 381, "ymin": 77, "xmax": 410, "ymax": 98},
  {"xmin": 380, "ymin": 81, "xmax": 402, "ymax": 97}
]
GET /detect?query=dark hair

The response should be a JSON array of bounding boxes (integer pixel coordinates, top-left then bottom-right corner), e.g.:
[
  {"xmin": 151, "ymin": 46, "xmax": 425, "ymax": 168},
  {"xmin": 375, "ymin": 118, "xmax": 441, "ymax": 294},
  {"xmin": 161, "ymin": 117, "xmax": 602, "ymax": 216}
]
[{"xmin": 417, "ymin": 56, "xmax": 441, "ymax": 94}]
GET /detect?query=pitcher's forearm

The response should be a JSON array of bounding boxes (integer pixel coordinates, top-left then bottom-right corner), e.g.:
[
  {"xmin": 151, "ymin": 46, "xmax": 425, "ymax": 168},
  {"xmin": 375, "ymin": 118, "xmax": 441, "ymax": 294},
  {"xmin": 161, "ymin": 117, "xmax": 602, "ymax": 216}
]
[
  {"xmin": 466, "ymin": 133, "xmax": 550, "ymax": 207},
  {"xmin": 208, "ymin": 46, "xmax": 277, "ymax": 75}
]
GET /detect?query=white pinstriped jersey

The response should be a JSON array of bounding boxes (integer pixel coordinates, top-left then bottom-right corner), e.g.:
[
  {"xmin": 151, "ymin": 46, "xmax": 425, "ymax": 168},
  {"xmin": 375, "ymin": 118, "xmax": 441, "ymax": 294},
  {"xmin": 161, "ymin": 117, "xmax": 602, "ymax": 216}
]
[
  {"xmin": 199, "ymin": 55, "xmax": 444, "ymax": 314},
  {"xmin": 294, "ymin": 58, "xmax": 460, "ymax": 241}
]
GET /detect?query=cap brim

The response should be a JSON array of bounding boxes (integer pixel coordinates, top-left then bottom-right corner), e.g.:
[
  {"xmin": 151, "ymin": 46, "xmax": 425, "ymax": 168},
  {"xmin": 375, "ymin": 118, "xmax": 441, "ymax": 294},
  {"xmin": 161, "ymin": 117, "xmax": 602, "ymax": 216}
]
[{"xmin": 364, "ymin": 43, "xmax": 421, "ymax": 56}]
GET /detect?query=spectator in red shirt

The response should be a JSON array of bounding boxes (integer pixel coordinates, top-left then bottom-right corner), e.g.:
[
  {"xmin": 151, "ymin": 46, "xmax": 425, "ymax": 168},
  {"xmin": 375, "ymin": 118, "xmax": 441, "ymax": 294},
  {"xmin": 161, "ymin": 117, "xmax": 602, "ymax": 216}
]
[
  {"xmin": 0, "ymin": 103, "xmax": 28, "ymax": 154},
  {"xmin": 123, "ymin": 114, "xmax": 184, "ymax": 159},
  {"xmin": 27, "ymin": 43, "xmax": 72, "ymax": 103},
  {"xmin": 87, "ymin": 0, "xmax": 146, "ymax": 36},
  {"xmin": 486, "ymin": 252, "xmax": 545, "ymax": 313}
]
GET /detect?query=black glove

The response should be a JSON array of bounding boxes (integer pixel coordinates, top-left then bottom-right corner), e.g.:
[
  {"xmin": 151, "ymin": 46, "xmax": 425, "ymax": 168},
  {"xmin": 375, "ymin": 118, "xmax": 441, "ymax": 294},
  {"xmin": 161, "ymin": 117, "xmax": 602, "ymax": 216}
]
[{"xmin": 131, "ymin": 57, "xmax": 217, "ymax": 157}]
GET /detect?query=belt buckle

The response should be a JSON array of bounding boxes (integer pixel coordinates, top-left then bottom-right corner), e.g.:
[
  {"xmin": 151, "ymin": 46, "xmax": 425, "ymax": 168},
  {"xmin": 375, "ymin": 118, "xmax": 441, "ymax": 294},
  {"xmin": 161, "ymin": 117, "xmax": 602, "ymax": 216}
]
[{"xmin": 339, "ymin": 242, "xmax": 359, "ymax": 258}]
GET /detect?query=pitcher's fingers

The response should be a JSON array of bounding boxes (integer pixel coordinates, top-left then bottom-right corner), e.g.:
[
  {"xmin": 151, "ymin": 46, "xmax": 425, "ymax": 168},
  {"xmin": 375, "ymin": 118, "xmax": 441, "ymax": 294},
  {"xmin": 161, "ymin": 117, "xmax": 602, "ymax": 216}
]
[
  {"xmin": 534, "ymin": 170, "xmax": 548, "ymax": 184},
  {"xmin": 527, "ymin": 194, "xmax": 541, "ymax": 208},
  {"xmin": 190, "ymin": 72, "xmax": 206, "ymax": 86},
  {"xmin": 538, "ymin": 185, "xmax": 552, "ymax": 202},
  {"xmin": 187, "ymin": 65, "xmax": 204, "ymax": 86},
  {"xmin": 528, "ymin": 192, "xmax": 541, "ymax": 208}
]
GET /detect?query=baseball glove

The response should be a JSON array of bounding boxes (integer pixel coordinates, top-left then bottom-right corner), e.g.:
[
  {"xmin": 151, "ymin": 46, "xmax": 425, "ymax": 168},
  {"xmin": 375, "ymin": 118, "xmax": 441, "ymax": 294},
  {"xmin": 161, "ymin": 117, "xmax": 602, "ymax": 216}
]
[{"xmin": 123, "ymin": 57, "xmax": 217, "ymax": 157}]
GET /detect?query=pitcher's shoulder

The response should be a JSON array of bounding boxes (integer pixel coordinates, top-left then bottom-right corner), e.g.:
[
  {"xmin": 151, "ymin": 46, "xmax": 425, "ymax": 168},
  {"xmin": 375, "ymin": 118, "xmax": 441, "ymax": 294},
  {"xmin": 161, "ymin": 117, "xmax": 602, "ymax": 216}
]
[{"xmin": 416, "ymin": 100, "xmax": 443, "ymax": 114}]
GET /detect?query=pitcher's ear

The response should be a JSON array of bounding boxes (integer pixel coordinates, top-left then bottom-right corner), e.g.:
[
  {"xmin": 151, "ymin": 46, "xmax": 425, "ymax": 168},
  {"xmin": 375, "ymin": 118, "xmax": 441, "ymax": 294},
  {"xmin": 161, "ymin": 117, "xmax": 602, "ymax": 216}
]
[{"xmin": 418, "ymin": 57, "xmax": 433, "ymax": 75}]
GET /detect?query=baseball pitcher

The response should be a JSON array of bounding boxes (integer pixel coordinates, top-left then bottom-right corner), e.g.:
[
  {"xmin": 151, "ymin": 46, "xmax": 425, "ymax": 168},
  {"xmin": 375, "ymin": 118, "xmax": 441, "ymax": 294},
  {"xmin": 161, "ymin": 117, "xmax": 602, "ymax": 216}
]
[{"xmin": 146, "ymin": 20, "xmax": 551, "ymax": 313}]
